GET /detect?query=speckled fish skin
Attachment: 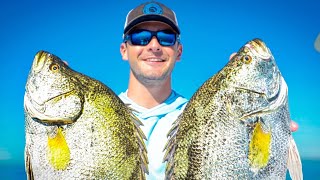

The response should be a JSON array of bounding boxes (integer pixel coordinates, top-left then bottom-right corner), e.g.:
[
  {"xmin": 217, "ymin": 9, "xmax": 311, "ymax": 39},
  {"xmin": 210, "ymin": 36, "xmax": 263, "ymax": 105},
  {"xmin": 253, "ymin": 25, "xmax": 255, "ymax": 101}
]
[
  {"xmin": 24, "ymin": 51, "xmax": 148, "ymax": 180},
  {"xmin": 164, "ymin": 39, "xmax": 302, "ymax": 180}
]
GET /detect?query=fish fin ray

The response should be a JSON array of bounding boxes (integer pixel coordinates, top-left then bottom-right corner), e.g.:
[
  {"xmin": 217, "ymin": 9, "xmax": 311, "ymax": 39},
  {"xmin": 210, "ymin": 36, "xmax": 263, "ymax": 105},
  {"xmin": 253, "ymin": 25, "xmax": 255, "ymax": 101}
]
[
  {"xmin": 287, "ymin": 136, "xmax": 303, "ymax": 180},
  {"xmin": 25, "ymin": 147, "xmax": 34, "ymax": 180},
  {"xmin": 129, "ymin": 112, "xmax": 149, "ymax": 176},
  {"xmin": 162, "ymin": 108, "xmax": 182, "ymax": 179}
]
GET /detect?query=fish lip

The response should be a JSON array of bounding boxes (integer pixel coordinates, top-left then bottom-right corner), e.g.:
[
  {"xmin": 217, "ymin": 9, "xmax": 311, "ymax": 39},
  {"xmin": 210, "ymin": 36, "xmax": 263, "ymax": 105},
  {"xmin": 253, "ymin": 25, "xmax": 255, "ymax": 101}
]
[
  {"xmin": 245, "ymin": 39, "xmax": 272, "ymax": 61},
  {"xmin": 265, "ymin": 74, "xmax": 288, "ymax": 111},
  {"xmin": 32, "ymin": 50, "xmax": 50, "ymax": 73},
  {"xmin": 249, "ymin": 73, "xmax": 284, "ymax": 103},
  {"xmin": 24, "ymin": 90, "xmax": 77, "ymax": 125},
  {"xmin": 266, "ymin": 73, "xmax": 281, "ymax": 102},
  {"xmin": 235, "ymin": 72, "xmax": 282, "ymax": 102},
  {"xmin": 43, "ymin": 89, "xmax": 77, "ymax": 105},
  {"xmin": 238, "ymin": 73, "xmax": 287, "ymax": 120},
  {"xmin": 25, "ymin": 88, "xmax": 75, "ymax": 109},
  {"xmin": 32, "ymin": 117, "xmax": 75, "ymax": 126}
]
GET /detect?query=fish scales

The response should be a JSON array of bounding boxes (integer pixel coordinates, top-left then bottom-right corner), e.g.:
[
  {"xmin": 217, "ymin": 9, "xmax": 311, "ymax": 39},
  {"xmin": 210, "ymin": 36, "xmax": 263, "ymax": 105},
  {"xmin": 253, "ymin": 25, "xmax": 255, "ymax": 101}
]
[
  {"xmin": 24, "ymin": 51, "xmax": 148, "ymax": 179},
  {"xmin": 164, "ymin": 39, "xmax": 302, "ymax": 180}
]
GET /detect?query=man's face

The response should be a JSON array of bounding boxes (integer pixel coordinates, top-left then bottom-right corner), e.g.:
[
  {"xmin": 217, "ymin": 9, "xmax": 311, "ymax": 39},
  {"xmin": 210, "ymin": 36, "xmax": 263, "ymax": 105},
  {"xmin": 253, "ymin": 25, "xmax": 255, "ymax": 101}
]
[{"xmin": 120, "ymin": 21, "xmax": 182, "ymax": 84}]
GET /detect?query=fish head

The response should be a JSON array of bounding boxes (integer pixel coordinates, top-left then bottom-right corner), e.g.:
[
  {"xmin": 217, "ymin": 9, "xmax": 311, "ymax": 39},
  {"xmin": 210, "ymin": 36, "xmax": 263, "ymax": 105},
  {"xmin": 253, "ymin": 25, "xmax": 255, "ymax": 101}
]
[
  {"xmin": 24, "ymin": 51, "xmax": 83, "ymax": 125},
  {"xmin": 228, "ymin": 38, "xmax": 287, "ymax": 105}
]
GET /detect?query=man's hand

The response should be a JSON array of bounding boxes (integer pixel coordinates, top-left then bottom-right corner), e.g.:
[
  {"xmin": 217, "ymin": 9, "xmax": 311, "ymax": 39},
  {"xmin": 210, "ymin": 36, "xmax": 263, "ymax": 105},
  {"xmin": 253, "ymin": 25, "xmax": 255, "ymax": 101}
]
[
  {"xmin": 290, "ymin": 121, "xmax": 299, "ymax": 132},
  {"xmin": 229, "ymin": 53, "xmax": 299, "ymax": 132}
]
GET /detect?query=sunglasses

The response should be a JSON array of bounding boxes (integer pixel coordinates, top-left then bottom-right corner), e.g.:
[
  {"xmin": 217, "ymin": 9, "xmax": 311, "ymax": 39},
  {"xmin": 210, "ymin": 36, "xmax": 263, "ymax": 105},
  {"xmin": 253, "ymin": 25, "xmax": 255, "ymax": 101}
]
[{"xmin": 123, "ymin": 29, "xmax": 180, "ymax": 46}]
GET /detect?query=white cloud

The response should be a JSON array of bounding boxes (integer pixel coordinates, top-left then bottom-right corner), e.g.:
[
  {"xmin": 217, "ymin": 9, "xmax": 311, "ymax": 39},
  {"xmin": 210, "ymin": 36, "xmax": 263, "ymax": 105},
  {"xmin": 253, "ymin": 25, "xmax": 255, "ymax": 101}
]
[
  {"xmin": 0, "ymin": 148, "xmax": 12, "ymax": 160},
  {"xmin": 315, "ymin": 33, "xmax": 320, "ymax": 53}
]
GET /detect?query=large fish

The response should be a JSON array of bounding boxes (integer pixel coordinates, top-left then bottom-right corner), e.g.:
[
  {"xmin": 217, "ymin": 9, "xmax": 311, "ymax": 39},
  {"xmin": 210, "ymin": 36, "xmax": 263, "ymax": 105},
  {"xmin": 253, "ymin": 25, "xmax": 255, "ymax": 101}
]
[
  {"xmin": 164, "ymin": 39, "xmax": 302, "ymax": 180},
  {"xmin": 24, "ymin": 51, "xmax": 148, "ymax": 179}
]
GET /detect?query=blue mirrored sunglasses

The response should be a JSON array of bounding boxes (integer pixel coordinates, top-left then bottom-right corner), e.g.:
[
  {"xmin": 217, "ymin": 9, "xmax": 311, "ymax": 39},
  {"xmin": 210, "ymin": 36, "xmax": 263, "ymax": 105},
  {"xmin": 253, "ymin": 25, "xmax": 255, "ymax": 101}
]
[{"xmin": 123, "ymin": 29, "xmax": 180, "ymax": 46}]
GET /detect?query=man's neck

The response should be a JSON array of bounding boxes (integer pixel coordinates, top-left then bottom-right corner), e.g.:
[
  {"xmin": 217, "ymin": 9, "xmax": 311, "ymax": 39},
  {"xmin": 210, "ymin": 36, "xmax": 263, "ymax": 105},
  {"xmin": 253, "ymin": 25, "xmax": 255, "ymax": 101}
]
[{"xmin": 127, "ymin": 74, "xmax": 172, "ymax": 109}]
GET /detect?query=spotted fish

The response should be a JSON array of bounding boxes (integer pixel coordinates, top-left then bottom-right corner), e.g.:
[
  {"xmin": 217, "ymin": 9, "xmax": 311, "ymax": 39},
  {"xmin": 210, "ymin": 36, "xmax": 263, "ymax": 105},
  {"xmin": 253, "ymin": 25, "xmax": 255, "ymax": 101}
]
[
  {"xmin": 164, "ymin": 39, "xmax": 302, "ymax": 180},
  {"xmin": 24, "ymin": 51, "xmax": 148, "ymax": 179}
]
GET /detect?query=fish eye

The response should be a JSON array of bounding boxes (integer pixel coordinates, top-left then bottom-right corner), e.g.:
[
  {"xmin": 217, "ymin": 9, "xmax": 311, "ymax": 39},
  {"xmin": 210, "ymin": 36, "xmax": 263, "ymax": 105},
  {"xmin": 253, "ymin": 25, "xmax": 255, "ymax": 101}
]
[
  {"xmin": 242, "ymin": 55, "xmax": 252, "ymax": 64},
  {"xmin": 49, "ymin": 63, "xmax": 60, "ymax": 72}
]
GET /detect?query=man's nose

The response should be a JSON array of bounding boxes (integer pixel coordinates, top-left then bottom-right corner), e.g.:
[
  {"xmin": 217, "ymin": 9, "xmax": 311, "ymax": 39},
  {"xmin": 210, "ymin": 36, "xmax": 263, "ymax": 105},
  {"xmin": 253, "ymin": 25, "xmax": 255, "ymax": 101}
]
[{"xmin": 148, "ymin": 37, "xmax": 161, "ymax": 52}]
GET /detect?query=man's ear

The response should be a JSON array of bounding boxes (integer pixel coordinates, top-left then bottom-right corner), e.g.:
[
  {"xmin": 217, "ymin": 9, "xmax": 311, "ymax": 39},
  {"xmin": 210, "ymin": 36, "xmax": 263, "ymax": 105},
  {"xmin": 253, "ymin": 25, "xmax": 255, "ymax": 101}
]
[
  {"xmin": 176, "ymin": 43, "xmax": 183, "ymax": 61},
  {"xmin": 120, "ymin": 43, "xmax": 128, "ymax": 61}
]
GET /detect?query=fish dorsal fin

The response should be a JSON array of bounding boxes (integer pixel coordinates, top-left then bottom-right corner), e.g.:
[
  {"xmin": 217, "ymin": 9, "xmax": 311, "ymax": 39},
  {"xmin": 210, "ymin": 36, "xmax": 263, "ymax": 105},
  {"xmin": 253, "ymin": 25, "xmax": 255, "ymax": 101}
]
[
  {"xmin": 287, "ymin": 136, "xmax": 303, "ymax": 180},
  {"xmin": 249, "ymin": 119, "xmax": 271, "ymax": 173},
  {"xmin": 162, "ymin": 110, "xmax": 181, "ymax": 179},
  {"xmin": 131, "ymin": 113, "xmax": 149, "ymax": 178},
  {"xmin": 124, "ymin": 101, "xmax": 149, "ymax": 177},
  {"xmin": 47, "ymin": 126, "xmax": 70, "ymax": 170}
]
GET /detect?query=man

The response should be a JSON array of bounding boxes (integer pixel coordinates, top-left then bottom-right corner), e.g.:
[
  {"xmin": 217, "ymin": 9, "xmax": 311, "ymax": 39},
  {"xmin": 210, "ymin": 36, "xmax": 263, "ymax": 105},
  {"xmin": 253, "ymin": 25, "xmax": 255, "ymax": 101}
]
[
  {"xmin": 119, "ymin": 1, "xmax": 298, "ymax": 179},
  {"xmin": 119, "ymin": 2, "xmax": 186, "ymax": 179}
]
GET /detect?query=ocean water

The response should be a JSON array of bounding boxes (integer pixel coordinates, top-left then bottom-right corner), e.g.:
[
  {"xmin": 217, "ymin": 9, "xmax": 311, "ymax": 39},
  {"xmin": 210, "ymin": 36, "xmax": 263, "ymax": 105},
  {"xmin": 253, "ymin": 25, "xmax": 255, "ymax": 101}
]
[{"xmin": 1, "ymin": 159, "xmax": 319, "ymax": 179}]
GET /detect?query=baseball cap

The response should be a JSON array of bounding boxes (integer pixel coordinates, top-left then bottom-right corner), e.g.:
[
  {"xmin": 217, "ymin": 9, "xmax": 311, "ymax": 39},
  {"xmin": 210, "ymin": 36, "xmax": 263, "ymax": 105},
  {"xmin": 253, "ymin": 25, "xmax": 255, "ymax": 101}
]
[{"xmin": 123, "ymin": 1, "xmax": 180, "ymax": 35}]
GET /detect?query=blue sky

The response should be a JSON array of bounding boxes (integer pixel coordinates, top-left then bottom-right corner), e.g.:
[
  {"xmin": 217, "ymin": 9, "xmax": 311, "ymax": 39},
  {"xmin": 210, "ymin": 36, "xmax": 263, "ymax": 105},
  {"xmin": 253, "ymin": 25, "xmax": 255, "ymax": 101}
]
[{"xmin": 0, "ymin": 0, "xmax": 319, "ymax": 176}]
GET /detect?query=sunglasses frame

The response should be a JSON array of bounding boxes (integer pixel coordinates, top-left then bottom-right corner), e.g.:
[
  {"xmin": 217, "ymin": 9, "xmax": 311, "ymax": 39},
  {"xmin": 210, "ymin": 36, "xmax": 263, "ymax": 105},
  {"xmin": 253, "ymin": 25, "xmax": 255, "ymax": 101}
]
[{"xmin": 123, "ymin": 29, "xmax": 180, "ymax": 46}]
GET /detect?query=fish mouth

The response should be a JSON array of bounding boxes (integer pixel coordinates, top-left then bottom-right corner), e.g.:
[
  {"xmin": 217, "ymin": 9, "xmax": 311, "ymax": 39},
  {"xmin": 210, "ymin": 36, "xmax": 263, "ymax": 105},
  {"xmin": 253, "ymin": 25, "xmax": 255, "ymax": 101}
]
[
  {"xmin": 239, "ymin": 74, "xmax": 287, "ymax": 120},
  {"xmin": 24, "ymin": 90, "xmax": 81, "ymax": 126},
  {"xmin": 264, "ymin": 75, "xmax": 288, "ymax": 112},
  {"xmin": 245, "ymin": 38, "xmax": 272, "ymax": 61},
  {"xmin": 32, "ymin": 51, "xmax": 51, "ymax": 73}
]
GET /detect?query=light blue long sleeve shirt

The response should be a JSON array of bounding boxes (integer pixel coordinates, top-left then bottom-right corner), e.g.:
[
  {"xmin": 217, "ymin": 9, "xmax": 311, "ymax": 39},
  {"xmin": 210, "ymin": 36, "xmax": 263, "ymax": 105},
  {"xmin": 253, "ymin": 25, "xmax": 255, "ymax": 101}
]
[{"xmin": 119, "ymin": 90, "xmax": 188, "ymax": 180}]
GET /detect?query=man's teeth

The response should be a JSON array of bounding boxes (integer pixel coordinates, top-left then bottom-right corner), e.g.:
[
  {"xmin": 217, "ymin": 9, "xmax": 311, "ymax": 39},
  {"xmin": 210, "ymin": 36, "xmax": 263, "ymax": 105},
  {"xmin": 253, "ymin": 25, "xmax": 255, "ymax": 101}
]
[{"xmin": 147, "ymin": 58, "xmax": 164, "ymax": 62}]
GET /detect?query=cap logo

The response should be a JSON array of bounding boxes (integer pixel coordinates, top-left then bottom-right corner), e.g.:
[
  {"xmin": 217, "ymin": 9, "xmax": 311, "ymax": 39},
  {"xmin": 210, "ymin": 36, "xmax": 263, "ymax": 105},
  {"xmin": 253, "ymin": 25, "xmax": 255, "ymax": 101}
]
[{"xmin": 143, "ymin": 3, "xmax": 163, "ymax": 15}]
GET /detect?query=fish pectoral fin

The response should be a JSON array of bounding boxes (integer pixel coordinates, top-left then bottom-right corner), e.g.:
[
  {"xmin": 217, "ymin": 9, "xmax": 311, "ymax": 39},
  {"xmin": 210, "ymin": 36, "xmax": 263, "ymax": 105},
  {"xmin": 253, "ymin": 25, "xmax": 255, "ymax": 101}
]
[
  {"xmin": 287, "ymin": 136, "xmax": 303, "ymax": 180},
  {"xmin": 249, "ymin": 120, "xmax": 271, "ymax": 173},
  {"xmin": 25, "ymin": 148, "xmax": 34, "ymax": 180},
  {"xmin": 47, "ymin": 127, "xmax": 70, "ymax": 170}
]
